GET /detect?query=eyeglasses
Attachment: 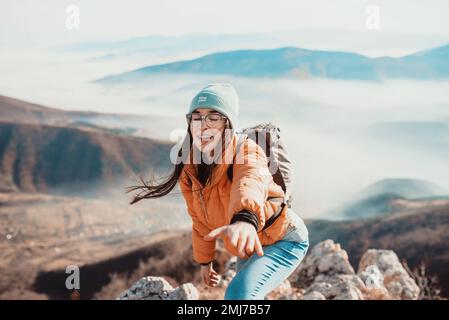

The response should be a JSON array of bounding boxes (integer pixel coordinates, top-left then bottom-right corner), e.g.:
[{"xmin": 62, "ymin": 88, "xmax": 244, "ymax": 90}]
[{"xmin": 186, "ymin": 113, "xmax": 228, "ymax": 127}]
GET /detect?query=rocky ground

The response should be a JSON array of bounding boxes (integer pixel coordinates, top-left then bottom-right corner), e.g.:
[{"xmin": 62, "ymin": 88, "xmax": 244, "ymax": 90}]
[{"xmin": 117, "ymin": 239, "xmax": 425, "ymax": 300}]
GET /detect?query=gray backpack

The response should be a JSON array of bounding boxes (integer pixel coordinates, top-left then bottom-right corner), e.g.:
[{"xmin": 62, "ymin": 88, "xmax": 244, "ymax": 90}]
[{"xmin": 226, "ymin": 122, "xmax": 294, "ymax": 208}]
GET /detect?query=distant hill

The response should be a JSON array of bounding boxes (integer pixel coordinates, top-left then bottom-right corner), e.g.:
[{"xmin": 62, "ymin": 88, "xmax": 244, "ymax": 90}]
[
  {"xmin": 0, "ymin": 95, "xmax": 159, "ymax": 136},
  {"xmin": 356, "ymin": 178, "xmax": 447, "ymax": 200},
  {"xmin": 374, "ymin": 43, "xmax": 449, "ymax": 79},
  {"xmin": 0, "ymin": 94, "xmax": 126, "ymax": 126},
  {"xmin": 325, "ymin": 178, "xmax": 448, "ymax": 220},
  {"xmin": 306, "ymin": 196, "xmax": 449, "ymax": 297},
  {"xmin": 0, "ymin": 121, "xmax": 173, "ymax": 195},
  {"xmin": 95, "ymin": 44, "xmax": 449, "ymax": 83}
]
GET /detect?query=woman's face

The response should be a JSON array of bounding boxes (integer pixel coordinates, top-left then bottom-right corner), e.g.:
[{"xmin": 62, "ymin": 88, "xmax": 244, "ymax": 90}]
[{"xmin": 189, "ymin": 108, "xmax": 228, "ymax": 155}]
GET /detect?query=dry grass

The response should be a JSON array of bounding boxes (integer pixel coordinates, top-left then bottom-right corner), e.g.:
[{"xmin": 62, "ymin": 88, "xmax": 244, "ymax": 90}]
[{"xmin": 402, "ymin": 260, "xmax": 445, "ymax": 300}]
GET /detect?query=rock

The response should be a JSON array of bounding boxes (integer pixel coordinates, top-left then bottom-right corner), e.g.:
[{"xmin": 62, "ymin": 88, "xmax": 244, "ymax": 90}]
[
  {"xmin": 358, "ymin": 264, "xmax": 391, "ymax": 298},
  {"xmin": 358, "ymin": 249, "xmax": 420, "ymax": 300},
  {"xmin": 117, "ymin": 240, "xmax": 422, "ymax": 301},
  {"xmin": 167, "ymin": 283, "xmax": 199, "ymax": 300},
  {"xmin": 275, "ymin": 279, "xmax": 292, "ymax": 293},
  {"xmin": 359, "ymin": 264, "xmax": 384, "ymax": 288},
  {"xmin": 290, "ymin": 239, "xmax": 355, "ymax": 288},
  {"xmin": 266, "ymin": 279, "xmax": 303, "ymax": 300},
  {"xmin": 289, "ymin": 240, "xmax": 412, "ymax": 300},
  {"xmin": 117, "ymin": 276, "xmax": 198, "ymax": 300},
  {"xmin": 288, "ymin": 240, "xmax": 366, "ymax": 300},
  {"xmin": 305, "ymin": 274, "xmax": 366, "ymax": 300},
  {"xmin": 301, "ymin": 291, "xmax": 326, "ymax": 300}
]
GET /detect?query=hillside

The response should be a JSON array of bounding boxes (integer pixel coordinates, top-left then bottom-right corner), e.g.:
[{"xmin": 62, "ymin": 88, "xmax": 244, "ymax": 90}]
[
  {"xmin": 325, "ymin": 178, "xmax": 448, "ymax": 220},
  {"xmin": 0, "ymin": 95, "xmax": 158, "ymax": 134},
  {"xmin": 0, "ymin": 121, "xmax": 173, "ymax": 195}
]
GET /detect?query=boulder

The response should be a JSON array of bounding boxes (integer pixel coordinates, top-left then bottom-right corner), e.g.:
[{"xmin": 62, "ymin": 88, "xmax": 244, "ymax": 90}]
[
  {"xmin": 302, "ymin": 291, "xmax": 326, "ymax": 300},
  {"xmin": 290, "ymin": 239, "xmax": 355, "ymax": 288},
  {"xmin": 358, "ymin": 249, "xmax": 420, "ymax": 300},
  {"xmin": 304, "ymin": 274, "xmax": 365, "ymax": 300},
  {"xmin": 117, "ymin": 276, "xmax": 199, "ymax": 300}
]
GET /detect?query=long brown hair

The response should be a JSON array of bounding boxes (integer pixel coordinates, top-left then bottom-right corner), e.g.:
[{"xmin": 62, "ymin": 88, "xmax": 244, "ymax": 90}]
[{"xmin": 126, "ymin": 120, "xmax": 231, "ymax": 204}]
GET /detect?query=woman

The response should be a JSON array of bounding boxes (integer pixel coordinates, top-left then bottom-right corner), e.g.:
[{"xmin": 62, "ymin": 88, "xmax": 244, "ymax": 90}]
[{"xmin": 128, "ymin": 83, "xmax": 309, "ymax": 300}]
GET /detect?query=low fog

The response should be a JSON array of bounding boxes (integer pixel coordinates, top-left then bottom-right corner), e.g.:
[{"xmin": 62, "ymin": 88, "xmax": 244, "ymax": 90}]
[{"xmin": 1, "ymin": 48, "xmax": 449, "ymax": 218}]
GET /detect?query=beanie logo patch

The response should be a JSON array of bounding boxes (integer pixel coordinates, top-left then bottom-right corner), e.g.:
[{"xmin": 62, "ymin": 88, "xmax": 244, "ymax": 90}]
[{"xmin": 198, "ymin": 96, "xmax": 207, "ymax": 103}]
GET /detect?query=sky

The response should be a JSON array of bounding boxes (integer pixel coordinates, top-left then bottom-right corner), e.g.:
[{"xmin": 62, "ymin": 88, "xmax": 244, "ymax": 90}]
[{"xmin": 1, "ymin": 0, "xmax": 449, "ymax": 52}]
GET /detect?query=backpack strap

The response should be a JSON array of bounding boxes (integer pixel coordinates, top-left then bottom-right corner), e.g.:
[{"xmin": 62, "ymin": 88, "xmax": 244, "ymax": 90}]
[
  {"xmin": 227, "ymin": 132, "xmax": 288, "ymax": 225},
  {"xmin": 227, "ymin": 134, "xmax": 289, "ymax": 208}
]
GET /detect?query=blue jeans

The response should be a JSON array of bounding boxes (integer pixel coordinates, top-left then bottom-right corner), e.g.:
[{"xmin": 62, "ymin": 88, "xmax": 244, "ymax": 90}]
[{"xmin": 224, "ymin": 215, "xmax": 309, "ymax": 300}]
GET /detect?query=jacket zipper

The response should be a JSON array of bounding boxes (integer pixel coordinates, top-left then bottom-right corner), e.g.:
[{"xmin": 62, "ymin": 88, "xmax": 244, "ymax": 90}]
[
  {"xmin": 185, "ymin": 169, "xmax": 210, "ymax": 225},
  {"xmin": 199, "ymin": 188, "xmax": 210, "ymax": 225}
]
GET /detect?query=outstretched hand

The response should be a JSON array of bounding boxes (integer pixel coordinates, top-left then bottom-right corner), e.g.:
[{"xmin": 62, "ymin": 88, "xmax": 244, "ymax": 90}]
[{"xmin": 204, "ymin": 222, "xmax": 264, "ymax": 259}]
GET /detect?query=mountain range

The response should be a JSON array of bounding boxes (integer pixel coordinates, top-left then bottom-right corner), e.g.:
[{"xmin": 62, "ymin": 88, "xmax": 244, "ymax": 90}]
[{"xmin": 95, "ymin": 44, "xmax": 449, "ymax": 83}]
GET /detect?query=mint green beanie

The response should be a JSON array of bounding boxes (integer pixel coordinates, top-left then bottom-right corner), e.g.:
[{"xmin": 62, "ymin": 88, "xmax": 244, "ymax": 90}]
[{"xmin": 188, "ymin": 83, "xmax": 239, "ymax": 131}]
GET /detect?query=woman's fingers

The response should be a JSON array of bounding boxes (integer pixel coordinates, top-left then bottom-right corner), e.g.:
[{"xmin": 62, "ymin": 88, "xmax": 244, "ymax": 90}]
[
  {"xmin": 210, "ymin": 273, "xmax": 220, "ymax": 280},
  {"xmin": 237, "ymin": 233, "xmax": 248, "ymax": 258},
  {"xmin": 210, "ymin": 280, "xmax": 218, "ymax": 287},
  {"xmin": 210, "ymin": 275, "xmax": 220, "ymax": 282},
  {"xmin": 254, "ymin": 236, "xmax": 264, "ymax": 256},
  {"xmin": 245, "ymin": 235, "xmax": 255, "ymax": 256},
  {"xmin": 210, "ymin": 268, "xmax": 219, "ymax": 275},
  {"xmin": 204, "ymin": 226, "xmax": 227, "ymax": 241},
  {"xmin": 230, "ymin": 229, "xmax": 240, "ymax": 247},
  {"xmin": 202, "ymin": 267, "xmax": 220, "ymax": 287},
  {"xmin": 208, "ymin": 272, "xmax": 220, "ymax": 287}
]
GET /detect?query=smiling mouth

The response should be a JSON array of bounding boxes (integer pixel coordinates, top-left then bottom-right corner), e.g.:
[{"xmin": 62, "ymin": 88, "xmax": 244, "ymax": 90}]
[{"xmin": 198, "ymin": 134, "xmax": 214, "ymax": 143}]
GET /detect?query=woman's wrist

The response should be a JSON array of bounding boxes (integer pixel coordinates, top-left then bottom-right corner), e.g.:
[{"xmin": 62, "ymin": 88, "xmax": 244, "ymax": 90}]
[{"xmin": 230, "ymin": 210, "xmax": 259, "ymax": 230}]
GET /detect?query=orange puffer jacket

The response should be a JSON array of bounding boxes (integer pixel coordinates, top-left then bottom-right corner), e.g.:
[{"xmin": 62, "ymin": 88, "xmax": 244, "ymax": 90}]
[{"xmin": 179, "ymin": 132, "xmax": 294, "ymax": 264}]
